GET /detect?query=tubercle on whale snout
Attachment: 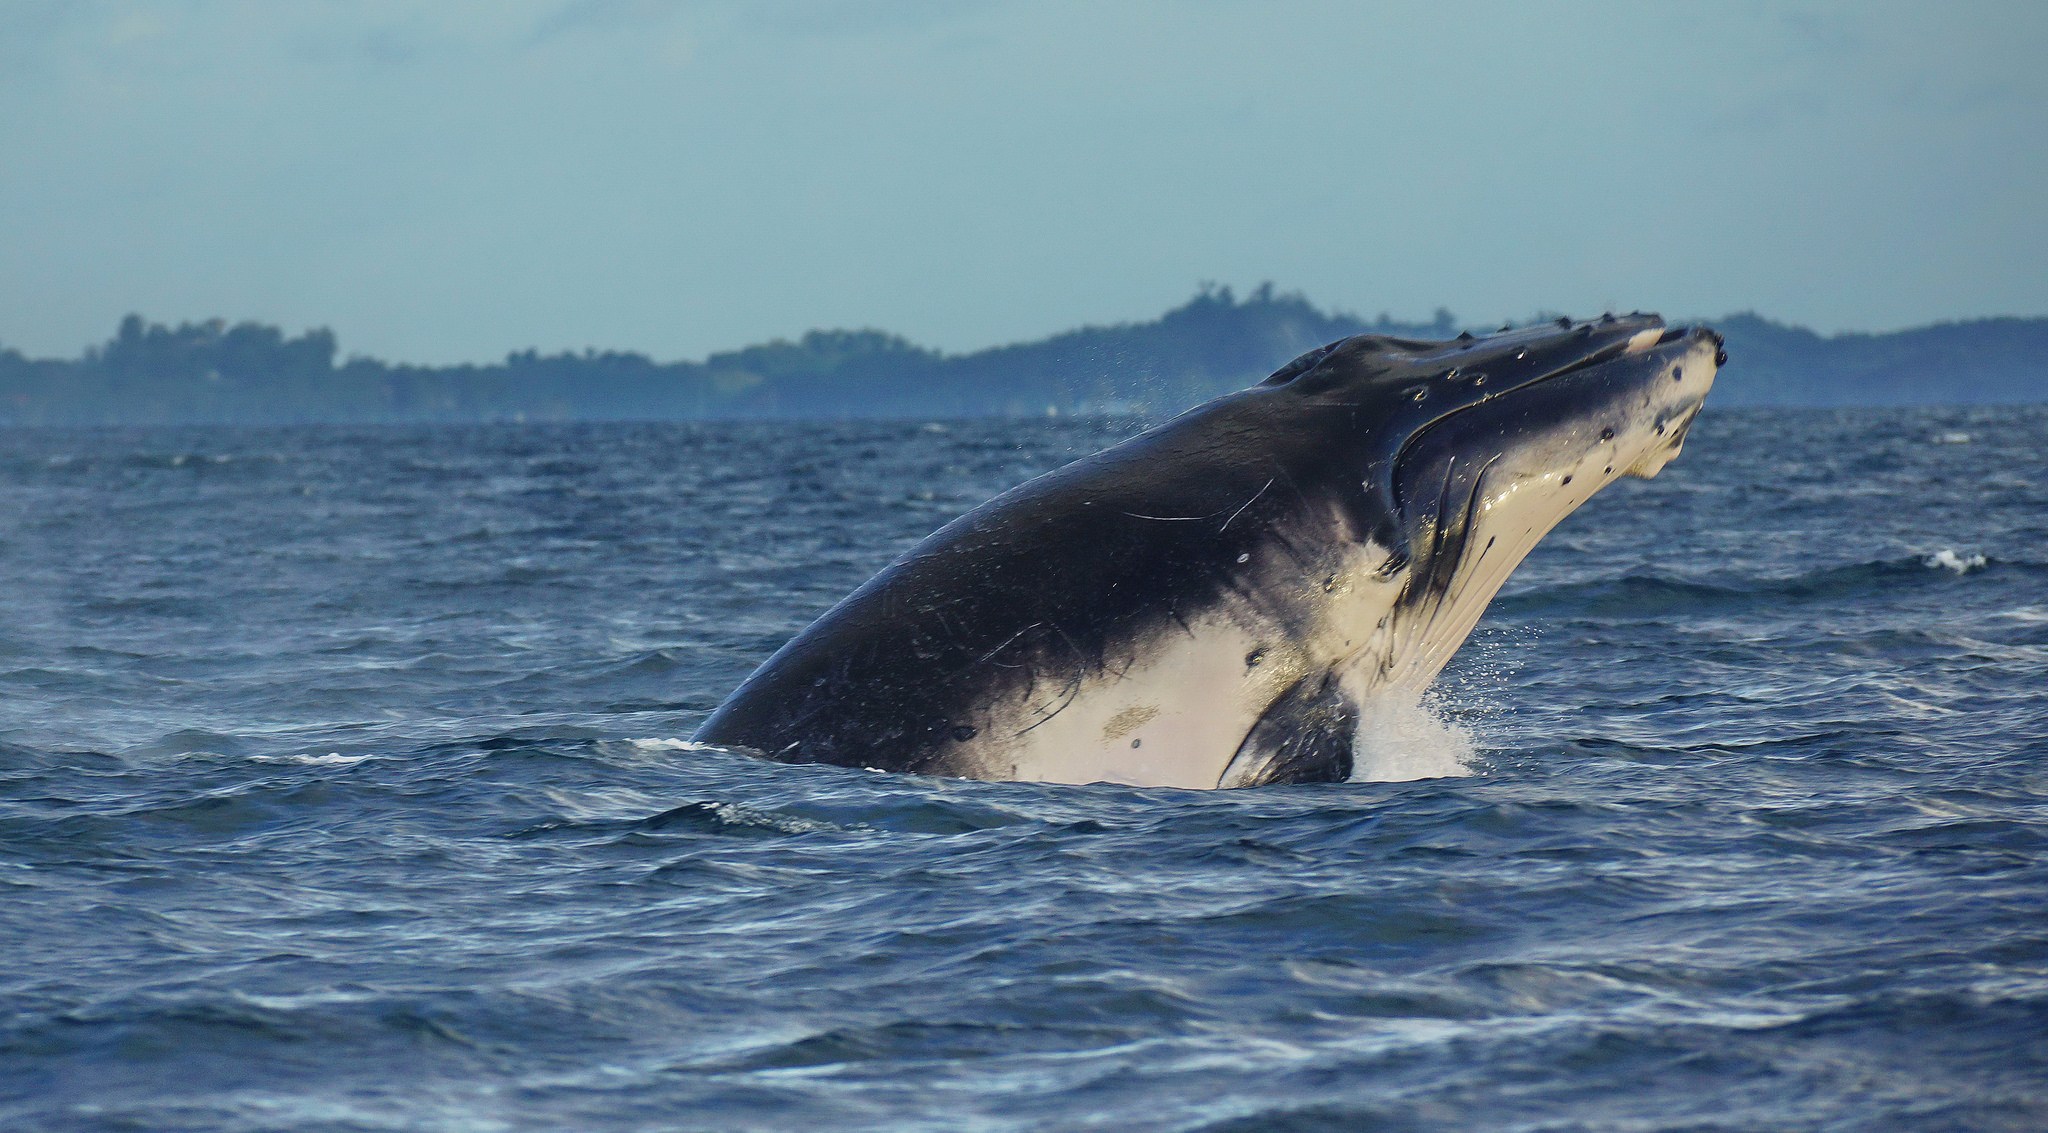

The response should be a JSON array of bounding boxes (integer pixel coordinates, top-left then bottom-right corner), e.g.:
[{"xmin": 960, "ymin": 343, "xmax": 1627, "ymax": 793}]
[{"xmin": 696, "ymin": 316, "xmax": 1720, "ymax": 788}]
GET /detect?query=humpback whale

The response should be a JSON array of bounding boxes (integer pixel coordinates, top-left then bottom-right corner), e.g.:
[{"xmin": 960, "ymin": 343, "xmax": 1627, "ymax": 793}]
[{"xmin": 696, "ymin": 314, "xmax": 1722, "ymax": 788}]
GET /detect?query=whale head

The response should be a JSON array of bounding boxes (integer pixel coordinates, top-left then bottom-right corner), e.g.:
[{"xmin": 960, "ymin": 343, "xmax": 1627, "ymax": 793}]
[{"xmin": 1261, "ymin": 313, "xmax": 1721, "ymax": 693}]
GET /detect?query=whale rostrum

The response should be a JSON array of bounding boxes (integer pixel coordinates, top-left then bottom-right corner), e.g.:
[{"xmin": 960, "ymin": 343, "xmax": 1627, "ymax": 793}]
[{"xmin": 696, "ymin": 315, "xmax": 1722, "ymax": 788}]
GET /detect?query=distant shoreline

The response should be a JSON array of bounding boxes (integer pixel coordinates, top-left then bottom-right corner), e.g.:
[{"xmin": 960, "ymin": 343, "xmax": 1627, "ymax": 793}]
[{"xmin": 5, "ymin": 287, "xmax": 2045, "ymax": 425}]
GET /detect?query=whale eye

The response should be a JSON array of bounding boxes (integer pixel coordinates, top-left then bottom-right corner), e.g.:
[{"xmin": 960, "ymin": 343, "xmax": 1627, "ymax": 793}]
[
  {"xmin": 950, "ymin": 725, "xmax": 978, "ymax": 742},
  {"xmin": 1672, "ymin": 366, "xmax": 1683, "ymax": 382},
  {"xmin": 1245, "ymin": 649, "xmax": 1264, "ymax": 667},
  {"xmin": 1236, "ymin": 552, "xmax": 1250, "ymax": 564},
  {"xmin": 1600, "ymin": 427, "xmax": 1615, "ymax": 441}
]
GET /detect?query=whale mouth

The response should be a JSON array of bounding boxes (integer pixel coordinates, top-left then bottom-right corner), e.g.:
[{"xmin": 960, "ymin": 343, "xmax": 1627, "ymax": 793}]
[
  {"xmin": 1626, "ymin": 401, "xmax": 1705, "ymax": 479},
  {"xmin": 1388, "ymin": 317, "xmax": 1700, "ymax": 517}
]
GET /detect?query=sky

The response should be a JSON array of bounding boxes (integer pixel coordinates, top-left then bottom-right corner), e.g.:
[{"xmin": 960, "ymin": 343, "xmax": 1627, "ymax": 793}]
[{"xmin": 2, "ymin": 0, "xmax": 2044, "ymax": 364}]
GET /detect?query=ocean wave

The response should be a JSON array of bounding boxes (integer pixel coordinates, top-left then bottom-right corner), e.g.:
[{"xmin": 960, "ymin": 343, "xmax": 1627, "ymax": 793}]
[
  {"xmin": 4, "ymin": 417, "xmax": 2044, "ymax": 1132},
  {"xmin": 1493, "ymin": 551, "xmax": 2034, "ymax": 618},
  {"xmin": 636, "ymin": 799, "xmax": 843, "ymax": 838}
]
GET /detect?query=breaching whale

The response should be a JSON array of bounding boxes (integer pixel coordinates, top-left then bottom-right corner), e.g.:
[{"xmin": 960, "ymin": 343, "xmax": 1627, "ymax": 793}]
[{"xmin": 696, "ymin": 314, "xmax": 1721, "ymax": 788}]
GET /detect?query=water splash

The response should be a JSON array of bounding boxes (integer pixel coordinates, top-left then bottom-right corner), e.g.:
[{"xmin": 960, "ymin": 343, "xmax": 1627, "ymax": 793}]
[
  {"xmin": 1349, "ymin": 696, "xmax": 1478, "ymax": 782},
  {"xmin": 1924, "ymin": 548, "xmax": 1988, "ymax": 574},
  {"xmin": 625, "ymin": 738, "xmax": 731, "ymax": 757}
]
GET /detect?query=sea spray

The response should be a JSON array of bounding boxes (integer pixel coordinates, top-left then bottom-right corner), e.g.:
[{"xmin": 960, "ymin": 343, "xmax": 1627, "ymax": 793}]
[{"xmin": 1349, "ymin": 696, "xmax": 1479, "ymax": 782}]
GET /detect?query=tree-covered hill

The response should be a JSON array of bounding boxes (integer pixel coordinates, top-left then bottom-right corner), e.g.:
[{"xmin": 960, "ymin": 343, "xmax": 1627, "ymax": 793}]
[
  {"xmin": 1708, "ymin": 313, "xmax": 2048, "ymax": 406},
  {"xmin": 2, "ymin": 288, "xmax": 2042, "ymax": 425}
]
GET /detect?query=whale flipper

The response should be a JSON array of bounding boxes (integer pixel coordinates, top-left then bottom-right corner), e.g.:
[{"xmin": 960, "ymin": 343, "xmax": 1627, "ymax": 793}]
[{"xmin": 1217, "ymin": 673, "xmax": 1357, "ymax": 788}]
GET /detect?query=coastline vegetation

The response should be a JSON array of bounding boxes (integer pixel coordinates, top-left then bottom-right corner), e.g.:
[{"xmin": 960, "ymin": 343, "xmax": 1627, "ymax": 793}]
[{"xmin": 3, "ymin": 286, "xmax": 2042, "ymax": 425}]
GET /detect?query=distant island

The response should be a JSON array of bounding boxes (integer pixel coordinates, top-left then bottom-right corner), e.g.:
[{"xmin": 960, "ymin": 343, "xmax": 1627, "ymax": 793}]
[{"xmin": 3, "ymin": 285, "xmax": 2043, "ymax": 425}]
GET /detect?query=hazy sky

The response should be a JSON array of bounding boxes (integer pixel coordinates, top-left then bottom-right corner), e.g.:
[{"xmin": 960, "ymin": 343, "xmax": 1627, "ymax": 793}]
[{"xmin": 3, "ymin": 1, "xmax": 2044, "ymax": 363}]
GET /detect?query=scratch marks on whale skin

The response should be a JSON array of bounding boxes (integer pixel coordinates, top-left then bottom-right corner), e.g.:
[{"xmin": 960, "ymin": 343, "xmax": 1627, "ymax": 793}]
[
  {"xmin": 1122, "ymin": 469, "xmax": 1282, "ymax": 532},
  {"xmin": 1220, "ymin": 478, "xmax": 1275, "ymax": 532},
  {"xmin": 1006, "ymin": 620, "xmax": 1095, "ymax": 737},
  {"xmin": 1016, "ymin": 670, "xmax": 1084, "ymax": 736},
  {"xmin": 974, "ymin": 622, "xmax": 1042, "ymax": 670}
]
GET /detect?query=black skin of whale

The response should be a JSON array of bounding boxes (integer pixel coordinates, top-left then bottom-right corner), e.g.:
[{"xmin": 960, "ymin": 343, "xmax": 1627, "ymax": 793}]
[{"xmin": 695, "ymin": 315, "xmax": 1721, "ymax": 783}]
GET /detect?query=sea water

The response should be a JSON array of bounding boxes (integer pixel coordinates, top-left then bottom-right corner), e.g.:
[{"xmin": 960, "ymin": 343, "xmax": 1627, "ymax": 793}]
[{"xmin": 2, "ymin": 408, "xmax": 2044, "ymax": 1131}]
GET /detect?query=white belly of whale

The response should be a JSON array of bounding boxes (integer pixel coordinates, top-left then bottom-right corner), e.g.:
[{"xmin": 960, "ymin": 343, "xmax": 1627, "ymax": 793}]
[
  {"xmin": 968, "ymin": 544, "xmax": 1415, "ymax": 788},
  {"xmin": 972, "ymin": 614, "xmax": 1275, "ymax": 788}
]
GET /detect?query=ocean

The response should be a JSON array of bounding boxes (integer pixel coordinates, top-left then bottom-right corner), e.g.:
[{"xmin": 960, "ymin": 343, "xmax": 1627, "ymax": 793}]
[{"xmin": 2, "ymin": 408, "xmax": 2044, "ymax": 1131}]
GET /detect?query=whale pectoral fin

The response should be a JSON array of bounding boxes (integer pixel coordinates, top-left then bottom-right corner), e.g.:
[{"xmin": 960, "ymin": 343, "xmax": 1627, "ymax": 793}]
[{"xmin": 1216, "ymin": 673, "xmax": 1357, "ymax": 788}]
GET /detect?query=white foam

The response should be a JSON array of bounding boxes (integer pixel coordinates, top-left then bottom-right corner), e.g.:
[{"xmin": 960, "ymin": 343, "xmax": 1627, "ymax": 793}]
[
  {"xmin": 1933, "ymin": 431, "xmax": 1973, "ymax": 445},
  {"xmin": 253, "ymin": 751, "xmax": 373, "ymax": 766},
  {"xmin": 1924, "ymin": 548, "xmax": 1987, "ymax": 574},
  {"xmin": 627, "ymin": 738, "xmax": 728, "ymax": 755},
  {"xmin": 1349, "ymin": 696, "xmax": 1478, "ymax": 782}
]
